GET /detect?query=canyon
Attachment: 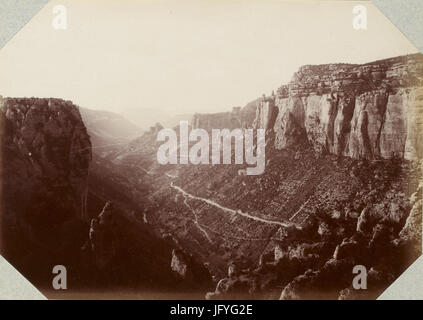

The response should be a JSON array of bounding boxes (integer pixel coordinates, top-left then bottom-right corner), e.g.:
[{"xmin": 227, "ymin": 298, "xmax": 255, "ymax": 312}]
[{"xmin": 1, "ymin": 53, "xmax": 422, "ymax": 299}]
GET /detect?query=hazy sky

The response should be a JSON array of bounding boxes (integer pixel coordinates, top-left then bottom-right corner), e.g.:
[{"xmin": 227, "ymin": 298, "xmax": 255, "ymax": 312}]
[{"xmin": 0, "ymin": 0, "xmax": 418, "ymax": 126}]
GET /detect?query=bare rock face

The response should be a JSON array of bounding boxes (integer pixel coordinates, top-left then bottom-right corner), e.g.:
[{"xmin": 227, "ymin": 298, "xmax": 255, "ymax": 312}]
[
  {"xmin": 85, "ymin": 202, "xmax": 118, "ymax": 269},
  {"xmin": 252, "ymin": 54, "xmax": 423, "ymax": 160},
  {"xmin": 1, "ymin": 97, "xmax": 92, "ymax": 219},
  {"xmin": 274, "ymin": 245, "xmax": 285, "ymax": 261},
  {"xmin": 356, "ymin": 207, "xmax": 371, "ymax": 233},
  {"xmin": 171, "ymin": 249, "xmax": 189, "ymax": 278},
  {"xmin": 272, "ymin": 96, "xmax": 307, "ymax": 148},
  {"xmin": 252, "ymin": 98, "xmax": 277, "ymax": 131},
  {"xmin": 170, "ymin": 248, "xmax": 214, "ymax": 290},
  {"xmin": 192, "ymin": 111, "xmax": 242, "ymax": 131},
  {"xmin": 399, "ymin": 197, "xmax": 422, "ymax": 243},
  {"xmin": 1, "ymin": 97, "xmax": 92, "ymax": 282}
]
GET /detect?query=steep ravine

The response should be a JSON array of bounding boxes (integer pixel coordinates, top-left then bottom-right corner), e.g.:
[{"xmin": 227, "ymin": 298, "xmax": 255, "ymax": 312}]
[
  {"xmin": 141, "ymin": 53, "xmax": 423, "ymax": 299},
  {"xmin": 1, "ymin": 54, "xmax": 421, "ymax": 299},
  {"xmin": 0, "ymin": 97, "xmax": 212, "ymax": 297}
]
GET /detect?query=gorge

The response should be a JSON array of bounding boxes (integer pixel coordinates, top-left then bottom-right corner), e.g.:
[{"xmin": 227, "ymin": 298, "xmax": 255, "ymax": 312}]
[{"xmin": 1, "ymin": 53, "xmax": 422, "ymax": 299}]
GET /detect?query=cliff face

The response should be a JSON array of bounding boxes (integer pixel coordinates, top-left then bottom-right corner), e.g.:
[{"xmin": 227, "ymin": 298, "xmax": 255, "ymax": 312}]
[
  {"xmin": 253, "ymin": 54, "xmax": 423, "ymax": 160},
  {"xmin": 1, "ymin": 97, "xmax": 92, "ymax": 220},
  {"xmin": 0, "ymin": 97, "xmax": 92, "ymax": 283},
  {"xmin": 0, "ymin": 97, "xmax": 209, "ymax": 295},
  {"xmin": 191, "ymin": 101, "xmax": 259, "ymax": 131}
]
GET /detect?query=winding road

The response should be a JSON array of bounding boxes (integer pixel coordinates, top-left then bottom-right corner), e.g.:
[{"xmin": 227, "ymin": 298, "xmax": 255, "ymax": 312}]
[{"xmin": 170, "ymin": 182, "xmax": 293, "ymax": 228}]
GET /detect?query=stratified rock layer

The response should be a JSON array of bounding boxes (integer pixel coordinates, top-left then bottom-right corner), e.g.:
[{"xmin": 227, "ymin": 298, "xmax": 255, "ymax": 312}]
[
  {"xmin": 191, "ymin": 102, "xmax": 259, "ymax": 131},
  {"xmin": 252, "ymin": 54, "xmax": 423, "ymax": 160}
]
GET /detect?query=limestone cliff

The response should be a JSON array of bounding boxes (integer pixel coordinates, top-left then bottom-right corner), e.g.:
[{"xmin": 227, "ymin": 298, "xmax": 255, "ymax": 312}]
[
  {"xmin": 0, "ymin": 97, "xmax": 92, "ymax": 283},
  {"xmin": 1, "ymin": 97, "xmax": 92, "ymax": 220},
  {"xmin": 252, "ymin": 54, "xmax": 423, "ymax": 160},
  {"xmin": 191, "ymin": 102, "xmax": 259, "ymax": 131}
]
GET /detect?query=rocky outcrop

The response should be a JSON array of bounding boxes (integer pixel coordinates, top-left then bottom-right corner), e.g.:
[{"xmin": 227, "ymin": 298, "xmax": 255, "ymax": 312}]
[
  {"xmin": 398, "ymin": 177, "xmax": 423, "ymax": 246},
  {"xmin": 171, "ymin": 249, "xmax": 189, "ymax": 278},
  {"xmin": 253, "ymin": 97, "xmax": 277, "ymax": 131},
  {"xmin": 78, "ymin": 200, "xmax": 199, "ymax": 291},
  {"xmin": 0, "ymin": 97, "xmax": 92, "ymax": 284},
  {"xmin": 252, "ymin": 54, "xmax": 423, "ymax": 160},
  {"xmin": 191, "ymin": 102, "xmax": 259, "ymax": 131},
  {"xmin": 1, "ymin": 97, "xmax": 92, "ymax": 219},
  {"xmin": 170, "ymin": 248, "xmax": 214, "ymax": 290},
  {"xmin": 68, "ymin": 53, "xmax": 421, "ymax": 299},
  {"xmin": 84, "ymin": 202, "xmax": 119, "ymax": 269}
]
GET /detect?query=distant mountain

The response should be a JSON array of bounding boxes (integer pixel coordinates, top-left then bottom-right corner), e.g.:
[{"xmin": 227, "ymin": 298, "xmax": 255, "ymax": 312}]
[
  {"xmin": 79, "ymin": 107, "xmax": 143, "ymax": 156},
  {"xmin": 120, "ymin": 107, "xmax": 194, "ymax": 131},
  {"xmin": 161, "ymin": 113, "xmax": 193, "ymax": 129}
]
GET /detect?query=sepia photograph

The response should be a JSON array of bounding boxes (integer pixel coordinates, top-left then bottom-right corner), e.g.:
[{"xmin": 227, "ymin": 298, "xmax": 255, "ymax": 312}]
[{"xmin": 0, "ymin": 0, "xmax": 422, "ymax": 301}]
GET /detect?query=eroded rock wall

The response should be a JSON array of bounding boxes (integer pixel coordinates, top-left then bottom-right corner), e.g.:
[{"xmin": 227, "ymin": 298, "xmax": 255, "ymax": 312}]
[
  {"xmin": 1, "ymin": 97, "xmax": 92, "ymax": 220},
  {"xmin": 252, "ymin": 54, "xmax": 423, "ymax": 160},
  {"xmin": 0, "ymin": 97, "xmax": 92, "ymax": 283}
]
